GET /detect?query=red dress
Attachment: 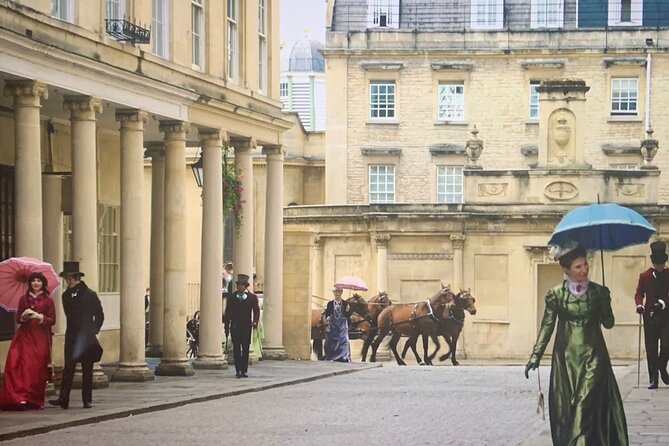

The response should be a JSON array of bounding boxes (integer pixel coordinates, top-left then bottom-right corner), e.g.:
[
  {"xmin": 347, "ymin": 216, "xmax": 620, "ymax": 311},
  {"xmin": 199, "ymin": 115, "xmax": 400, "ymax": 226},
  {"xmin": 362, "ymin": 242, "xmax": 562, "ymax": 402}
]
[{"xmin": 0, "ymin": 292, "xmax": 56, "ymax": 410}]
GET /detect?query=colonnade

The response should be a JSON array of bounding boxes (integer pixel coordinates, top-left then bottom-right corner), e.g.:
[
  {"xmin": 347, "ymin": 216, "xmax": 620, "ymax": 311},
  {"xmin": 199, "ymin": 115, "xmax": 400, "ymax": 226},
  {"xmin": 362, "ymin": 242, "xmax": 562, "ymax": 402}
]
[{"xmin": 4, "ymin": 78, "xmax": 287, "ymax": 380}]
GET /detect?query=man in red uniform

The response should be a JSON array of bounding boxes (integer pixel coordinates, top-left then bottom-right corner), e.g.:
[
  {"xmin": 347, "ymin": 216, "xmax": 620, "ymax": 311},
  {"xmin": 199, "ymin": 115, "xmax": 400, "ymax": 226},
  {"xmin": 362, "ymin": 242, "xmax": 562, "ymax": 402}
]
[
  {"xmin": 635, "ymin": 241, "xmax": 669, "ymax": 389},
  {"xmin": 224, "ymin": 274, "xmax": 259, "ymax": 378}
]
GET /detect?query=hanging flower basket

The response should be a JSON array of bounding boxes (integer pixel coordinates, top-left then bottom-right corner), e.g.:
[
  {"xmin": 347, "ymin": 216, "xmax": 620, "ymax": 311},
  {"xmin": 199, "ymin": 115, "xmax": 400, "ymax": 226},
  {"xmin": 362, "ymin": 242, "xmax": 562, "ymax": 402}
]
[{"xmin": 222, "ymin": 148, "xmax": 244, "ymax": 234}]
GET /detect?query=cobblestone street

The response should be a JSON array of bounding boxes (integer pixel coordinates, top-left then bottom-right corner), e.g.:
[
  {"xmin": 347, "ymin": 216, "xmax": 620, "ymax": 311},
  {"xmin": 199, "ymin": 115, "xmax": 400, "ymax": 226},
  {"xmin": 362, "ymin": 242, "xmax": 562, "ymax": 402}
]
[{"xmin": 1, "ymin": 365, "xmax": 556, "ymax": 446}]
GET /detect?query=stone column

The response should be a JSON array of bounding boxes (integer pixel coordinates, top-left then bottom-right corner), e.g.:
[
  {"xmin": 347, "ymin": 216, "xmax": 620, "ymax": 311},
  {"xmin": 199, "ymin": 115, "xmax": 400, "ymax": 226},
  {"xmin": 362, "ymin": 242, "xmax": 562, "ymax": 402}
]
[
  {"xmin": 450, "ymin": 234, "xmax": 466, "ymax": 290},
  {"xmin": 311, "ymin": 234, "xmax": 324, "ymax": 305},
  {"xmin": 155, "ymin": 120, "xmax": 194, "ymax": 376},
  {"xmin": 63, "ymin": 95, "xmax": 108, "ymax": 389},
  {"xmin": 4, "ymin": 80, "xmax": 48, "ymax": 258},
  {"xmin": 375, "ymin": 234, "xmax": 390, "ymax": 293},
  {"xmin": 145, "ymin": 144, "xmax": 165, "ymax": 357},
  {"xmin": 112, "ymin": 110, "xmax": 153, "ymax": 382},
  {"xmin": 194, "ymin": 128, "xmax": 227, "ymax": 369},
  {"xmin": 262, "ymin": 144, "xmax": 287, "ymax": 360},
  {"xmin": 42, "ymin": 175, "xmax": 65, "ymax": 335},
  {"xmin": 231, "ymin": 137, "xmax": 255, "ymax": 279},
  {"xmin": 63, "ymin": 95, "xmax": 102, "ymax": 290}
]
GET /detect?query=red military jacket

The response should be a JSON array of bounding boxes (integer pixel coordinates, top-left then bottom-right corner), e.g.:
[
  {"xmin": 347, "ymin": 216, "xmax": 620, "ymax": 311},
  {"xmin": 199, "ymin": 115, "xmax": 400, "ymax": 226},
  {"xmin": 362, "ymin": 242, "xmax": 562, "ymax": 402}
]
[{"xmin": 635, "ymin": 267, "xmax": 669, "ymax": 309}]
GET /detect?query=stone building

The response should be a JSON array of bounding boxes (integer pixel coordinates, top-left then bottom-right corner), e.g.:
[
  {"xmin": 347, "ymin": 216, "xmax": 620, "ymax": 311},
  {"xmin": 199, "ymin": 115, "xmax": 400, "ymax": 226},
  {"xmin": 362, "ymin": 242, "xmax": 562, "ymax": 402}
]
[
  {"xmin": 0, "ymin": 0, "xmax": 293, "ymax": 378},
  {"xmin": 282, "ymin": 0, "xmax": 669, "ymax": 360}
]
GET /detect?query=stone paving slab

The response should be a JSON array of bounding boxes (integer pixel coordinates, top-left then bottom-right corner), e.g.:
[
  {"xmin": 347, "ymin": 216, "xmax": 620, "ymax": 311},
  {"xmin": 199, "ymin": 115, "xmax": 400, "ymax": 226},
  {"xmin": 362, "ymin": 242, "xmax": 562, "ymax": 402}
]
[
  {"xmin": 522, "ymin": 363, "xmax": 669, "ymax": 446},
  {"xmin": 0, "ymin": 360, "xmax": 380, "ymax": 442}
]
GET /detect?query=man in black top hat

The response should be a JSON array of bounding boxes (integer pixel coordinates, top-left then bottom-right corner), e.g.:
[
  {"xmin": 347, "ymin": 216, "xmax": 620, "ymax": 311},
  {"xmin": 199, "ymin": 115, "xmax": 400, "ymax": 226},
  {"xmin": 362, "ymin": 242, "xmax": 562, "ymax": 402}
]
[
  {"xmin": 223, "ymin": 273, "xmax": 259, "ymax": 378},
  {"xmin": 634, "ymin": 241, "xmax": 669, "ymax": 389},
  {"xmin": 49, "ymin": 261, "xmax": 104, "ymax": 408}
]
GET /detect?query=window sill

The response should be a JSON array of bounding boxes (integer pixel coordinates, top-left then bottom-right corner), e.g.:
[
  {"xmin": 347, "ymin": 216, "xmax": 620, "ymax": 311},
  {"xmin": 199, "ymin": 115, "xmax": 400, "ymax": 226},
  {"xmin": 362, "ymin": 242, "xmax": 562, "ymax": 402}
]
[
  {"xmin": 434, "ymin": 120, "xmax": 468, "ymax": 127},
  {"xmin": 607, "ymin": 116, "xmax": 643, "ymax": 123},
  {"xmin": 366, "ymin": 120, "xmax": 400, "ymax": 126},
  {"xmin": 525, "ymin": 120, "xmax": 539, "ymax": 126}
]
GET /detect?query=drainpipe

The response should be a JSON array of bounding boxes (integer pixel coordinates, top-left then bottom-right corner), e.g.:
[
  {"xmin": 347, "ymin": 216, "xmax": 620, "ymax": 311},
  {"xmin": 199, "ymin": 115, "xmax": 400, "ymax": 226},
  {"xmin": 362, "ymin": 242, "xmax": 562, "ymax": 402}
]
[{"xmin": 646, "ymin": 53, "xmax": 652, "ymax": 131}]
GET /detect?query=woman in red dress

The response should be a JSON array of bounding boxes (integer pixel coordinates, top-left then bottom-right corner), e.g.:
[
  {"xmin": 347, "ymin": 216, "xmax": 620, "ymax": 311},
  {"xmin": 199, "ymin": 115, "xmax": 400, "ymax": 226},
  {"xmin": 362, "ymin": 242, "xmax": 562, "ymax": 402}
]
[{"xmin": 0, "ymin": 272, "xmax": 56, "ymax": 410}]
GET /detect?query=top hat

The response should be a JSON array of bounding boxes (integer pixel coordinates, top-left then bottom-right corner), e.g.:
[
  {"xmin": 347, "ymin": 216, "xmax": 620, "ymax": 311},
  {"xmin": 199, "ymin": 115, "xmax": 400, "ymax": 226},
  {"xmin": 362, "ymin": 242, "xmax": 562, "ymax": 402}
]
[
  {"xmin": 235, "ymin": 273, "xmax": 250, "ymax": 287},
  {"xmin": 651, "ymin": 241, "xmax": 668, "ymax": 264},
  {"xmin": 59, "ymin": 261, "xmax": 85, "ymax": 278}
]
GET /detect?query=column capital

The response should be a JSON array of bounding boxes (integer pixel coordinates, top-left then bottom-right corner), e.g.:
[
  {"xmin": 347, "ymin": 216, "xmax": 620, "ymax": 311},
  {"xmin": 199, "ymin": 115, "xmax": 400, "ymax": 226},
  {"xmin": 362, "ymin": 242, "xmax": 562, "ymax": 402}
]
[
  {"xmin": 144, "ymin": 142, "xmax": 165, "ymax": 159},
  {"xmin": 159, "ymin": 120, "xmax": 190, "ymax": 139},
  {"xmin": 115, "ymin": 109, "xmax": 149, "ymax": 127},
  {"xmin": 261, "ymin": 144, "xmax": 283, "ymax": 157},
  {"xmin": 63, "ymin": 95, "xmax": 103, "ymax": 120},
  {"xmin": 374, "ymin": 233, "xmax": 391, "ymax": 247},
  {"xmin": 198, "ymin": 128, "xmax": 227, "ymax": 145},
  {"xmin": 230, "ymin": 136, "xmax": 257, "ymax": 154},
  {"xmin": 450, "ymin": 234, "xmax": 466, "ymax": 249},
  {"xmin": 313, "ymin": 233, "xmax": 324, "ymax": 248},
  {"xmin": 3, "ymin": 79, "xmax": 48, "ymax": 105}
]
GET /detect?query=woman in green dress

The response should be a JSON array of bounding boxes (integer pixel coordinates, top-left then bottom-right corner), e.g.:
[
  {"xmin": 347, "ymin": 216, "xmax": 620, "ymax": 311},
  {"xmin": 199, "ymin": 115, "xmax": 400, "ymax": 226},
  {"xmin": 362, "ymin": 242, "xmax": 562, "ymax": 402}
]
[{"xmin": 525, "ymin": 246, "xmax": 628, "ymax": 446}]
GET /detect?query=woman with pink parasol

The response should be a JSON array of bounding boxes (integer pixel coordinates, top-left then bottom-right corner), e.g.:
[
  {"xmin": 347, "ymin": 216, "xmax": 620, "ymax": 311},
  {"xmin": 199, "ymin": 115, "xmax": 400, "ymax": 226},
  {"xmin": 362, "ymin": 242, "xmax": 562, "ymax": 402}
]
[{"xmin": 0, "ymin": 272, "xmax": 56, "ymax": 410}]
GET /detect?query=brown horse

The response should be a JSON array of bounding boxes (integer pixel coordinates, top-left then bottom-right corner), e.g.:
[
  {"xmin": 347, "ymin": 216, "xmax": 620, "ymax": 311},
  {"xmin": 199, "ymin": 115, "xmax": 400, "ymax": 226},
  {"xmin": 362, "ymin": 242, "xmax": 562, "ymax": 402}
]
[
  {"xmin": 310, "ymin": 294, "xmax": 368, "ymax": 360},
  {"xmin": 359, "ymin": 291, "xmax": 391, "ymax": 361},
  {"xmin": 401, "ymin": 289, "xmax": 477, "ymax": 365},
  {"xmin": 369, "ymin": 286, "xmax": 454, "ymax": 365}
]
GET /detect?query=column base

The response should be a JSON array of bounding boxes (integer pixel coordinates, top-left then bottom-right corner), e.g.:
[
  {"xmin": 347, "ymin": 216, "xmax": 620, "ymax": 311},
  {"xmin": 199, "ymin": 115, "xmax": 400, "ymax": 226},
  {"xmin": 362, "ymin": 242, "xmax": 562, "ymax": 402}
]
[
  {"xmin": 146, "ymin": 344, "xmax": 163, "ymax": 358},
  {"xmin": 154, "ymin": 359, "xmax": 194, "ymax": 376},
  {"xmin": 45, "ymin": 382, "xmax": 56, "ymax": 397},
  {"xmin": 193, "ymin": 355, "xmax": 228, "ymax": 370},
  {"xmin": 73, "ymin": 364, "xmax": 109, "ymax": 389},
  {"xmin": 262, "ymin": 347, "xmax": 287, "ymax": 360},
  {"xmin": 111, "ymin": 364, "xmax": 155, "ymax": 382}
]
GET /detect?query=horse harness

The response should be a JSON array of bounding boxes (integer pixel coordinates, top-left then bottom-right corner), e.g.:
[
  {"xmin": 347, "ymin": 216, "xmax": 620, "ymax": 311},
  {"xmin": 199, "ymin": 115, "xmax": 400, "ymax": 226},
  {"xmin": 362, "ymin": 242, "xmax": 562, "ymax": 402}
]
[{"xmin": 410, "ymin": 298, "xmax": 442, "ymax": 328}]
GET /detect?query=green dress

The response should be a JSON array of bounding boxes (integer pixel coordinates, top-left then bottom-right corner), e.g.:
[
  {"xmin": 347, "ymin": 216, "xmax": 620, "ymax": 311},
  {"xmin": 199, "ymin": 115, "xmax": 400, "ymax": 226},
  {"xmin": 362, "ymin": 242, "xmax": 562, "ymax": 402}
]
[{"xmin": 529, "ymin": 281, "xmax": 628, "ymax": 446}]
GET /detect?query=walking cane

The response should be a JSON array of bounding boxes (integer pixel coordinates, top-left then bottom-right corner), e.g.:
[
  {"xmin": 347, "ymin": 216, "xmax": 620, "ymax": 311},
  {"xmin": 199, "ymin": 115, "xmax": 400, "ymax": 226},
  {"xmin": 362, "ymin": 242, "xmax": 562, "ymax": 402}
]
[{"xmin": 637, "ymin": 313, "xmax": 642, "ymax": 388}]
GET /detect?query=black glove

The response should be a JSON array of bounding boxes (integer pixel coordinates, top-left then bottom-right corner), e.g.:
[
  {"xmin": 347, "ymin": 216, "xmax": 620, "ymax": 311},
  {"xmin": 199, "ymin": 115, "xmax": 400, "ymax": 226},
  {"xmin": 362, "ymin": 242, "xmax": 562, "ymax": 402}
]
[
  {"xmin": 524, "ymin": 361, "xmax": 538, "ymax": 379},
  {"xmin": 636, "ymin": 305, "xmax": 645, "ymax": 315}
]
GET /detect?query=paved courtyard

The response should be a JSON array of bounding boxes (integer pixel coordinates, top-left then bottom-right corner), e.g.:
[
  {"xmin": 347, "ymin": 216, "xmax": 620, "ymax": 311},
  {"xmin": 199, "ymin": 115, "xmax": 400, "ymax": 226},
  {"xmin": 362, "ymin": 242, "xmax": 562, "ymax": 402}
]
[{"xmin": 1, "ymin": 361, "xmax": 667, "ymax": 446}]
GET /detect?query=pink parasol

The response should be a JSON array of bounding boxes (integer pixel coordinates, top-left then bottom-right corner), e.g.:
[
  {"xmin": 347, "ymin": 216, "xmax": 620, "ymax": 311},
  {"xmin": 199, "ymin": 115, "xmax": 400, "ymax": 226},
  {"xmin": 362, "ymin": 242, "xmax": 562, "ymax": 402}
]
[
  {"xmin": 334, "ymin": 275, "xmax": 368, "ymax": 292},
  {"xmin": 0, "ymin": 257, "xmax": 59, "ymax": 312}
]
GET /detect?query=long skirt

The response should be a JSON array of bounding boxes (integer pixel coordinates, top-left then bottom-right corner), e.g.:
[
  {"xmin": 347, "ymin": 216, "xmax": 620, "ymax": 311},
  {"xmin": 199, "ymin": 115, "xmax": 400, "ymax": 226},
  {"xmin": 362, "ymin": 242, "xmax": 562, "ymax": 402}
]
[{"xmin": 325, "ymin": 315, "xmax": 350, "ymax": 362}]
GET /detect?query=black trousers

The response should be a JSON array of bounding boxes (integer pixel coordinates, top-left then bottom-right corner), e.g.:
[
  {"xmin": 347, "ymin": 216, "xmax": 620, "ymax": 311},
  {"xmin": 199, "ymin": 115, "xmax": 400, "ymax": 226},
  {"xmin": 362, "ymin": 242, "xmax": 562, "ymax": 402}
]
[
  {"xmin": 643, "ymin": 314, "xmax": 669, "ymax": 382},
  {"xmin": 59, "ymin": 357, "xmax": 94, "ymax": 404},
  {"xmin": 230, "ymin": 326, "xmax": 252, "ymax": 374}
]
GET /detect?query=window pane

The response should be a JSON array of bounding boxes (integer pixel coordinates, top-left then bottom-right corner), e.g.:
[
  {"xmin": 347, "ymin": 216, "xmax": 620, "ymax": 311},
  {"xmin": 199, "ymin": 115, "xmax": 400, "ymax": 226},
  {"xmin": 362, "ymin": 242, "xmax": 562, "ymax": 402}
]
[
  {"xmin": 369, "ymin": 165, "xmax": 395, "ymax": 203},
  {"xmin": 436, "ymin": 166, "xmax": 464, "ymax": 204},
  {"xmin": 438, "ymin": 82, "xmax": 465, "ymax": 121},
  {"xmin": 611, "ymin": 78, "xmax": 638, "ymax": 115}
]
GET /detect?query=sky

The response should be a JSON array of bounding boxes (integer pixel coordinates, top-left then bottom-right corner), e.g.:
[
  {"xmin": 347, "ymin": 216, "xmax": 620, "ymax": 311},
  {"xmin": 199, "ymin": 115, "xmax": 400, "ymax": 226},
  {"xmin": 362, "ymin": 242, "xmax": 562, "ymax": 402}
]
[{"xmin": 280, "ymin": 0, "xmax": 327, "ymax": 67}]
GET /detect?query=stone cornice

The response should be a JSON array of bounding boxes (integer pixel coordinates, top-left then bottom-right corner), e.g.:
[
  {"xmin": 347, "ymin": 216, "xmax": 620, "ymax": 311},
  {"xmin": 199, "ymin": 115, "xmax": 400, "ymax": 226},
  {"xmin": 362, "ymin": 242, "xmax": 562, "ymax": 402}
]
[
  {"xmin": 520, "ymin": 59, "xmax": 566, "ymax": 70},
  {"xmin": 602, "ymin": 57, "xmax": 647, "ymax": 68},
  {"xmin": 359, "ymin": 61, "xmax": 404, "ymax": 71},
  {"xmin": 388, "ymin": 253, "xmax": 453, "ymax": 260},
  {"xmin": 361, "ymin": 147, "xmax": 402, "ymax": 156},
  {"xmin": 430, "ymin": 61, "xmax": 474, "ymax": 71}
]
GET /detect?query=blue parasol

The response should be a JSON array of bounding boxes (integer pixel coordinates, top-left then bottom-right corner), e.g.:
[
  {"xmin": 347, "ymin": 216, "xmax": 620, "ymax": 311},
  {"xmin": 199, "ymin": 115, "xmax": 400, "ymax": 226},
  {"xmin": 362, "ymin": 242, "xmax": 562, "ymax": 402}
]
[
  {"xmin": 549, "ymin": 202, "xmax": 656, "ymax": 389},
  {"xmin": 548, "ymin": 203, "xmax": 656, "ymax": 252}
]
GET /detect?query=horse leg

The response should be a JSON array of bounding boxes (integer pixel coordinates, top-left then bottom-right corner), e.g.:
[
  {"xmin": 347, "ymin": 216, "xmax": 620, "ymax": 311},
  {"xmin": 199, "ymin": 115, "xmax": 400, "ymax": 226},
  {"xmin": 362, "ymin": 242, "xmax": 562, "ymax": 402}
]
[
  {"xmin": 360, "ymin": 327, "xmax": 377, "ymax": 362},
  {"xmin": 389, "ymin": 334, "xmax": 406, "ymax": 366},
  {"xmin": 400, "ymin": 333, "xmax": 415, "ymax": 359},
  {"xmin": 426, "ymin": 333, "xmax": 441, "ymax": 365},
  {"xmin": 438, "ymin": 335, "xmax": 453, "ymax": 362},
  {"xmin": 369, "ymin": 327, "xmax": 389, "ymax": 363},
  {"xmin": 313, "ymin": 338, "xmax": 324, "ymax": 360},
  {"xmin": 408, "ymin": 336, "xmax": 424, "ymax": 365},
  {"xmin": 450, "ymin": 332, "xmax": 461, "ymax": 366}
]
